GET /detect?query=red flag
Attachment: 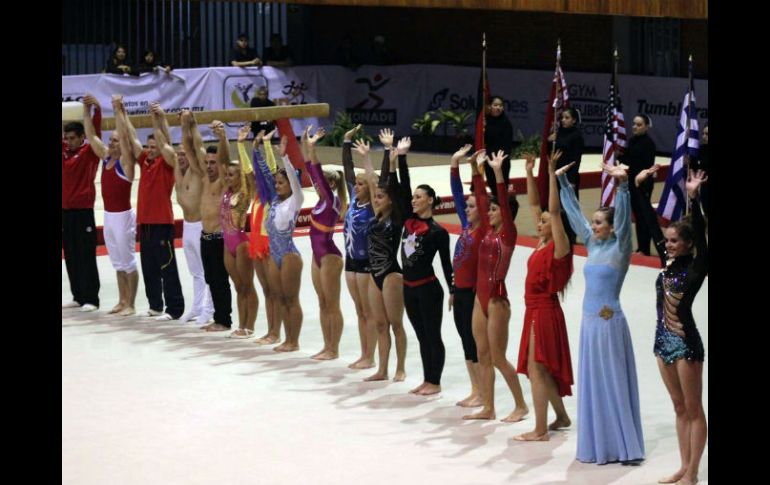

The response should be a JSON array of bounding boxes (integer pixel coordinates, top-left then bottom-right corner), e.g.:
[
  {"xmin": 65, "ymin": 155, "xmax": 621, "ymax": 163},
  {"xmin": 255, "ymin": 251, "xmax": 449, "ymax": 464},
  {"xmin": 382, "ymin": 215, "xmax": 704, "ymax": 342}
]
[
  {"xmin": 474, "ymin": 75, "xmax": 490, "ymax": 152},
  {"xmin": 275, "ymin": 118, "xmax": 312, "ymax": 187},
  {"xmin": 537, "ymin": 52, "xmax": 569, "ymax": 208}
]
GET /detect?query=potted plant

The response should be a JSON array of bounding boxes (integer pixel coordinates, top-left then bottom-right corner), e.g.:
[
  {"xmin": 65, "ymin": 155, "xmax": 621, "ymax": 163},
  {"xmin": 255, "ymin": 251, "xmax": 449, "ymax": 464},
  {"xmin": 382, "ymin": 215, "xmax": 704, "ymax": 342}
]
[
  {"xmin": 318, "ymin": 111, "xmax": 374, "ymax": 147},
  {"xmin": 411, "ymin": 109, "xmax": 473, "ymax": 153}
]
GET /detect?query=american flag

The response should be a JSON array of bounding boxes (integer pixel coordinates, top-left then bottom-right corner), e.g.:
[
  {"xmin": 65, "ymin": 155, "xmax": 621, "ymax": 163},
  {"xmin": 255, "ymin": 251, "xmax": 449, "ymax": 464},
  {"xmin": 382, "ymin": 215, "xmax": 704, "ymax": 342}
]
[
  {"xmin": 600, "ymin": 70, "xmax": 627, "ymax": 207},
  {"xmin": 657, "ymin": 61, "xmax": 699, "ymax": 221},
  {"xmin": 537, "ymin": 44, "xmax": 569, "ymax": 208}
]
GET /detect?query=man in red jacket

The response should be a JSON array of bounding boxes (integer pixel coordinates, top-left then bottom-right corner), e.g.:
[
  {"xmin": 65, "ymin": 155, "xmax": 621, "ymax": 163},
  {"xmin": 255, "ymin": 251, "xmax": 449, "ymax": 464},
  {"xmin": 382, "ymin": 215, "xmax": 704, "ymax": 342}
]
[{"xmin": 62, "ymin": 103, "xmax": 102, "ymax": 312}]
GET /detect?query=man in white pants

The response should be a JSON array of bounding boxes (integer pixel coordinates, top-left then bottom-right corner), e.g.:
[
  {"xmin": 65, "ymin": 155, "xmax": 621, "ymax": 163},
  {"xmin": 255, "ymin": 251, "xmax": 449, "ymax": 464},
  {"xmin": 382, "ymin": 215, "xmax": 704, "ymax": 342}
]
[
  {"xmin": 150, "ymin": 103, "xmax": 214, "ymax": 324},
  {"xmin": 83, "ymin": 95, "xmax": 139, "ymax": 315}
]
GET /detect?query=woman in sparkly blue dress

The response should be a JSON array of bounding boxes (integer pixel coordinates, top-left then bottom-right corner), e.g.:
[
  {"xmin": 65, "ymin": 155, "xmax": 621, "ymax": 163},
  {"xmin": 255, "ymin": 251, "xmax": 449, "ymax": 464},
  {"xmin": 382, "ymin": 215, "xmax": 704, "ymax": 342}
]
[
  {"xmin": 634, "ymin": 165, "xmax": 708, "ymax": 485},
  {"xmin": 557, "ymin": 162, "xmax": 644, "ymax": 465}
]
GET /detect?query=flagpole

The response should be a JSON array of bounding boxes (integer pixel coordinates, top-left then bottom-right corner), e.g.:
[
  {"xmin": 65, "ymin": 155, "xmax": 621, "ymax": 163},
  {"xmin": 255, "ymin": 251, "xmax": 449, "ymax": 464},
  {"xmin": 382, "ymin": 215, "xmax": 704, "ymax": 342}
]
[
  {"xmin": 612, "ymin": 46, "xmax": 620, "ymax": 200},
  {"xmin": 482, "ymin": 32, "xmax": 487, "ymax": 154},
  {"xmin": 684, "ymin": 54, "xmax": 693, "ymax": 216},
  {"xmin": 551, "ymin": 39, "xmax": 561, "ymax": 157}
]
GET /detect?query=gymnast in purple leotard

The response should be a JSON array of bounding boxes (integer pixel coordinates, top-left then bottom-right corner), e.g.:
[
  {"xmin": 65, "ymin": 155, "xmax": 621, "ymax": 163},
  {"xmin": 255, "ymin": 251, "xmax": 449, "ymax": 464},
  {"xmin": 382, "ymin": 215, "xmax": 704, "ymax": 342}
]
[{"xmin": 302, "ymin": 126, "xmax": 348, "ymax": 360}]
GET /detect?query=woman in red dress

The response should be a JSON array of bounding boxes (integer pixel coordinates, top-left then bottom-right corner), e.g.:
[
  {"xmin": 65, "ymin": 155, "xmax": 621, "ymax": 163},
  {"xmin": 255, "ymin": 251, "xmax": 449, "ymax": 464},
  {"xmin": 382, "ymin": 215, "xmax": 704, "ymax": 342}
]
[{"xmin": 514, "ymin": 150, "xmax": 574, "ymax": 441}]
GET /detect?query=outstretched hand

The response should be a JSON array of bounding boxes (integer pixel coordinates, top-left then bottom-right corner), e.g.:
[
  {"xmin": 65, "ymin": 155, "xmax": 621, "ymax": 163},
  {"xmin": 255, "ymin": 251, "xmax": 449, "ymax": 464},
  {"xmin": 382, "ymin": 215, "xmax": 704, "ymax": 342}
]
[
  {"xmin": 523, "ymin": 153, "xmax": 537, "ymax": 173},
  {"xmin": 452, "ymin": 144, "xmax": 473, "ymax": 163},
  {"xmin": 487, "ymin": 150, "xmax": 508, "ymax": 171},
  {"xmin": 601, "ymin": 162, "xmax": 628, "ymax": 181},
  {"xmin": 548, "ymin": 150, "xmax": 564, "ymax": 174},
  {"xmin": 379, "ymin": 128, "xmax": 394, "ymax": 148},
  {"xmin": 352, "ymin": 139, "xmax": 370, "ymax": 156},
  {"xmin": 634, "ymin": 164, "xmax": 661, "ymax": 187},
  {"xmin": 685, "ymin": 168, "xmax": 708, "ymax": 198},
  {"xmin": 344, "ymin": 124, "xmax": 362, "ymax": 142},
  {"xmin": 237, "ymin": 124, "xmax": 251, "ymax": 143},
  {"xmin": 397, "ymin": 136, "xmax": 411, "ymax": 155}
]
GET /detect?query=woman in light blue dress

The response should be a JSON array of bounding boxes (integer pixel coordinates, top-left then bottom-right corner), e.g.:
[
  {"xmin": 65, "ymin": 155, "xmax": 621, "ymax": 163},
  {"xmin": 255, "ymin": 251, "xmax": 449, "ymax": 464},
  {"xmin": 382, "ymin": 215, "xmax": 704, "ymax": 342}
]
[{"xmin": 557, "ymin": 162, "xmax": 645, "ymax": 464}]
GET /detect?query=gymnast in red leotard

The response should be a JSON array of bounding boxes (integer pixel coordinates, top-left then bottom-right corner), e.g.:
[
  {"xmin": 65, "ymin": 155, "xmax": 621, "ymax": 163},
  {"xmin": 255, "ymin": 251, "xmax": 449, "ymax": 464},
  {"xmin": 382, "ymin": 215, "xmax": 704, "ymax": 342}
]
[{"xmin": 462, "ymin": 150, "xmax": 530, "ymax": 424}]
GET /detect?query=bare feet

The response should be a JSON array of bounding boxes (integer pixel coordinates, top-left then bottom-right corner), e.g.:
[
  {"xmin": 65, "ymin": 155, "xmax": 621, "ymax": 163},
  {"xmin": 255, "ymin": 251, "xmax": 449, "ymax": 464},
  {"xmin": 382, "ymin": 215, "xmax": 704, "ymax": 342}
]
[
  {"xmin": 254, "ymin": 334, "xmax": 279, "ymax": 345},
  {"xmin": 513, "ymin": 431, "xmax": 550, "ymax": 441},
  {"xmin": 118, "ymin": 307, "xmax": 136, "ymax": 316},
  {"xmin": 417, "ymin": 384, "xmax": 441, "ymax": 396},
  {"xmin": 313, "ymin": 351, "xmax": 338, "ymax": 361},
  {"xmin": 273, "ymin": 342, "xmax": 299, "ymax": 352},
  {"xmin": 311, "ymin": 349, "xmax": 328, "ymax": 359},
  {"xmin": 109, "ymin": 303, "xmax": 125, "ymax": 314},
  {"xmin": 456, "ymin": 394, "xmax": 483, "ymax": 408},
  {"xmin": 409, "ymin": 382, "xmax": 428, "ymax": 394},
  {"xmin": 548, "ymin": 416, "xmax": 572, "ymax": 430},
  {"xmin": 501, "ymin": 406, "xmax": 529, "ymax": 423},
  {"xmin": 674, "ymin": 478, "xmax": 697, "ymax": 485},
  {"xmin": 463, "ymin": 408, "xmax": 496, "ymax": 420},
  {"xmin": 364, "ymin": 372, "xmax": 388, "ymax": 382},
  {"xmin": 205, "ymin": 323, "xmax": 230, "ymax": 332},
  {"xmin": 392, "ymin": 371, "xmax": 406, "ymax": 382},
  {"xmin": 349, "ymin": 359, "xmax": 375, "ymax": 370},
  {"xmin": 658, "ymin": 470, "xmax": 687, "ymax": 484}
]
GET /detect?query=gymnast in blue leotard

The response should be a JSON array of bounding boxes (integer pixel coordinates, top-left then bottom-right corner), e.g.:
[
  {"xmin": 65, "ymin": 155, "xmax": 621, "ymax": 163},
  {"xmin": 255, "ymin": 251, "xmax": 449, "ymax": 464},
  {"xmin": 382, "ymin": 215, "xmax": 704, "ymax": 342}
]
[{"xmin": 254, "ymin": 135, "xmax": 305, "ymax": 352}]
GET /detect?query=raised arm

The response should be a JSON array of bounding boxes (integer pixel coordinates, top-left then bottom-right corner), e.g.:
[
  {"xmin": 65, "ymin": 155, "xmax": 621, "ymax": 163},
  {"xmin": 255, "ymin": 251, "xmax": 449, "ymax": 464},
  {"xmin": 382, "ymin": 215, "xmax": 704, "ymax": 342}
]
[
  {"xmin": 557, "ymin": 166, "xmax": 592, "ymax": 243},
  {"xmin": 180, "ymin": 110, "xmax": 204, "ymax": 176},
  {"xmin": 685, "ymin": 169, "xmax": 708, "ymax": 271},
  {"xmin": 523, "ymin": 152, "xmax": 542, "ymax": 226},
  {"xmin": 114, "ymin": 96, "xmax": 144, "ymax": 159},
  {"xmin": 353, "ymin": 139, "xmax": 378, "ymax": 203},
  {"xmin": 547, "ymin": 150, "xmax": 570, "ymax": 259},
  {"xmin": 342, "ymin": 124, "xmax": 362, "ymax": 190},
  {"xmin": 211, "ymin": 120, "xmax": 230, "ymax": 179},
  {"xmin": 471, "ymin": 152, "xmax": 490, "ymax": 229},
  {"xmin": 301, "ymin": 126, "xmax": 334, "ymax": 202},
  {"xmin": 602, "ymin": 162, "xmax": 632, "ymax": 256},
  {"xmin": 489, "ymin": 150, "xmax": 517, "ymax": 246},
  {"xmin": 82, "ymin": 95, "xmax": 108, "ymax": 160},
  {"xmin": 282, "ymin": 150, "xmax": 304, "ymax": 209},
  {"xmin": 635, "ymin": 164, "xmax": 667, "ymax": 265},
  {"xmin": 396, "ymin": 136, "xmax": 413, "ymax": 220},
  {"xmin": 150, "ymin": 103, "xmax": 177, "ymax": 170},
  {"xmin": 378, "ymin": 128, "xmax": 394, "ymax": 188},
  {"xmin": 254, "ymin": 133, "xmax": 279, "ymax": 203},
  {"xmin": 450, "ymin": 144, "xmax": 473, "ymax": 229},
  {"xmin": 187, "ymin": 111, "xmax": 208, "ymax": 174},
  {"xmin": 112, "ymin": 96, "xmax": 136, "ymax": 178},
  {"xmin": 235, "ymin": 124, "xmax": 256, "ymax": 175}
]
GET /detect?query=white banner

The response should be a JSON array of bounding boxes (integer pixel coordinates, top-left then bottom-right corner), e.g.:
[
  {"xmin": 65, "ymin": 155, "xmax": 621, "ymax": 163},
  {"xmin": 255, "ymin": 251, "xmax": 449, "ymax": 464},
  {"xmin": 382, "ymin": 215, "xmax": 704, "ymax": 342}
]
[{"xmin": 63, "ymin": 65, "xmax": 708, "ymax": 152}]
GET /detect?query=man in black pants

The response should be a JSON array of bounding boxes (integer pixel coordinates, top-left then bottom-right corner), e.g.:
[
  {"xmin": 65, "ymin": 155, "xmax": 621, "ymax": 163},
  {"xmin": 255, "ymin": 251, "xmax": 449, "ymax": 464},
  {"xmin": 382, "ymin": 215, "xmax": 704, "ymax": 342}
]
[
  {"xmin": 62, "ymin": 105, "xmax": 102, "ymax": 312},
  {"xmin": 619, "ymin": 114, "xmax": 657, "ymax": 255},
  {"xmin": 115, "ymin": 96, "xmax": 184, "ymax": 320},
  {"xmin": 181, "ymin": 112, "xmax": 232, "ymax": 331}
]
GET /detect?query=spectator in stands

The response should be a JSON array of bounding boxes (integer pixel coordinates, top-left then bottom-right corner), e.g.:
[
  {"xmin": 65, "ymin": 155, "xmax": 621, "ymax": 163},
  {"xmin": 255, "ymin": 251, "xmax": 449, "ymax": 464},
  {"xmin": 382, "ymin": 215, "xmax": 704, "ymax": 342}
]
[
  {"xmin": 335, "ymin": 34, "xmax": 361, "ymax": 71},
  {"xmin": 263, "ymin": 33, "xmax": 293, "ymax": 67},
  {"xmin": 104, "ymin": 44, "xmax": 134, "ymax": 75},
  {"xmin": 136, "ymin": 50, "xmax": 172, "ymax": 74},
  {"xmin": 369, "ymin": 35, "xmax": 391, "ymax": 65},
  {"xmin": 230, "ymin": 33, "xmax": 262, "ymax": 67},
  {"xmin": 250, "ymin": 85, "xmax": 276, "ymax": 136}
]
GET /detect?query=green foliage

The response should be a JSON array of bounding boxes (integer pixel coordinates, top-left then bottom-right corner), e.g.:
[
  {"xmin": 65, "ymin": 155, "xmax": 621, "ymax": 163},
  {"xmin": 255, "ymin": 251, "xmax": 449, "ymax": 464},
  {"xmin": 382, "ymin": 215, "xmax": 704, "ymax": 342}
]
[
  {"xmin": 411, "ymin": 111, "xmax": 441, "ymax": 136},
  {"xmin": 513, "ymin": 134, "xmax": 542, "ymax": 159},
  {"xmin": 318, "ymin": 111, "xmax": 374, "ymax": 147},
  {"xmin": 412, "ymin": 109, "xmax": 473, "ymax": 138},
  {"xmin": 436, "ymin": 109, "xmax": 473, "ymax": 137}
]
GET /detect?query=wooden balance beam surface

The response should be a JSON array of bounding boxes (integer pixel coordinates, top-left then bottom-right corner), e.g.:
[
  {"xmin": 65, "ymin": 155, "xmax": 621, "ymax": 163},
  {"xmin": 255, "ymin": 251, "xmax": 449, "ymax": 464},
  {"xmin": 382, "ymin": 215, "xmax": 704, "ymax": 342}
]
[{"xmin": 63, "ymin": 103, "xmax": 330, "ymax": 130}]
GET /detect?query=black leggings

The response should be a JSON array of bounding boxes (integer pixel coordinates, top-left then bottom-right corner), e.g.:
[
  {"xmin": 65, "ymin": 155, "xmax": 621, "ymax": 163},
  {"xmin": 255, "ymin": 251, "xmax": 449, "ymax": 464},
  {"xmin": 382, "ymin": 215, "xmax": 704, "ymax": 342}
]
[
  {"xmin": 404, "ymin": 280, "xmax": 445, "ymax": 385},
  {"xmin": 452, "ymin": 287, "xmax": 478, "ymax": 363}
]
